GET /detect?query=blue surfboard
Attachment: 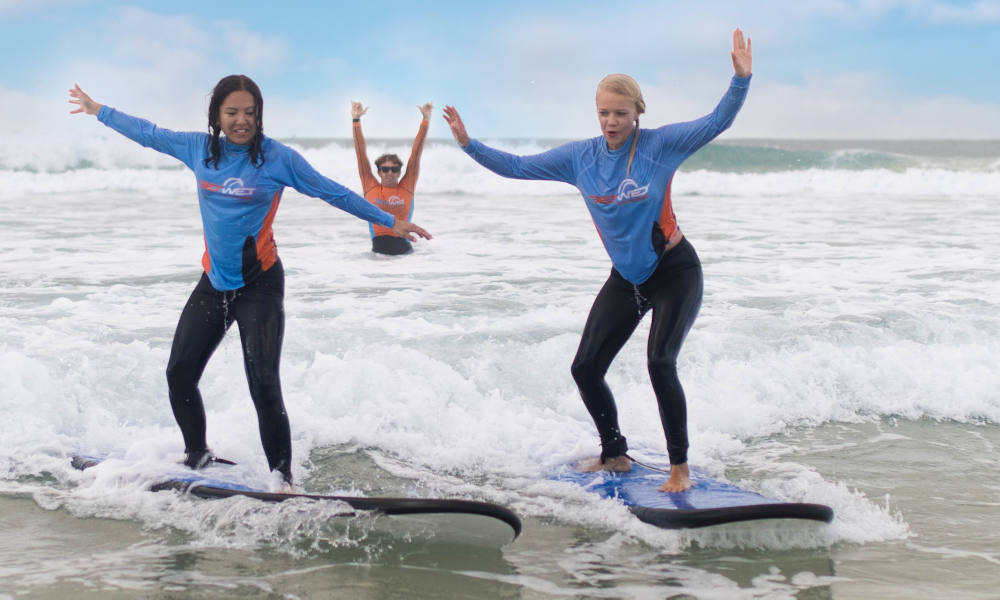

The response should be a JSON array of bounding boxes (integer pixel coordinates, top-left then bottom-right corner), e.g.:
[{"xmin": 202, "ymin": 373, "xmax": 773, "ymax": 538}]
[
  {"xmin": 71, "ymin": 455, "xmax": 521, "ymax": 547},
  {"xmin": 552, "ymin": 461, "xmax": 833, "ymax": 529}
]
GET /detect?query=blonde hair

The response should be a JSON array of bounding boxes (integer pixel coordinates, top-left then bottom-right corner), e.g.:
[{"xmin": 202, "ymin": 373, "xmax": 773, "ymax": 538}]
[{"xmin": 597, "ymin": 74, "xmax": 645, "ymax": 176}]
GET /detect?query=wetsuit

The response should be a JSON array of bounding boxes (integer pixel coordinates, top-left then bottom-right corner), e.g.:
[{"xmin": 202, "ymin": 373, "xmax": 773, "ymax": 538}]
[
  {"xmin": 352, "ymin": 117, "xmax": 429, "ymax": 255},
  {"xmin": 461, "ymin": 75, "xmax": 750, "ymax": 464},
  {"xmin": 97, "ymin": 106, "xmax": 396, "ymax": 480}
]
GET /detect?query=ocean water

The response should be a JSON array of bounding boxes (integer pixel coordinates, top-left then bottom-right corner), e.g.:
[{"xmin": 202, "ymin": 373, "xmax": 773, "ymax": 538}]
[{"xmin": 1, "ymin": 134, "xmax": 998, "ymax": 599}]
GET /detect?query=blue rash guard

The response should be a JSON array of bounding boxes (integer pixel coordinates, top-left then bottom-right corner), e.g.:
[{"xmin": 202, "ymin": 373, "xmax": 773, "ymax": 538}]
[
  {"xmin": 97, "ymin": 106, "xmax": 396, "ymax": 291},
  {"xmin": 462, "ymin": 75, "xmax": 750, "ymax": 285}
]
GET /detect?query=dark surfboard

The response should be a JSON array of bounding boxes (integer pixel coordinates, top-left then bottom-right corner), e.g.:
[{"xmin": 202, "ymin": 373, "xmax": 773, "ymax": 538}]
[{"xmin": 72, "ymin": 455, "xmax": 521, "ymax": 546}]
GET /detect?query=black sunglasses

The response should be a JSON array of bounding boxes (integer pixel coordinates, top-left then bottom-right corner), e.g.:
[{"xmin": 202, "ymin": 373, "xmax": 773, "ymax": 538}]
[{"xmin": 379, "ymin": 165, "xmax": 401, "ymax": 173}]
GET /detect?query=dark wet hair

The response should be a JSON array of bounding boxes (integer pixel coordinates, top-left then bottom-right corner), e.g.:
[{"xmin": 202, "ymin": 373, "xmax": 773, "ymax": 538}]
[
  {"xmin": 205, "ymin": 74, "xmax": 265, "ymax": 169},
  {"xmin": 374, "ymin": 153, "xmax": 403, "ymax": 168}
]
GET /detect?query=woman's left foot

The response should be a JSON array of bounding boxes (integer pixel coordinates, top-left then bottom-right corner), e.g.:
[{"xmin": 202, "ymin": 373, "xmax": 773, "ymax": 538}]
[{"xmin": 577, "ymin": 455, "xmax": 632, "ymax": 473}]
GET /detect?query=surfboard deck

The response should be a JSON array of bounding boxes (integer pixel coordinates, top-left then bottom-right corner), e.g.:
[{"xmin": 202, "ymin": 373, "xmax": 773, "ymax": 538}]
[
  {"xmin": 553, "ymin": 461, "xmax": 833, "ymax": 529},
  {"xmin": 71, "ymin": 455, "xmax": 521, "ymax": 547}
]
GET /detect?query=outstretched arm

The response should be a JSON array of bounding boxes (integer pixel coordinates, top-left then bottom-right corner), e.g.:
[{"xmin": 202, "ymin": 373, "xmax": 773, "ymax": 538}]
[
  {"xmin": 731, "ymin": 28, "xmax": 752, "ymax": 78},
  {"xmin": 444, "ymin": 105, "xmax": 576, "ymax": 183},
  {"xmin": 68, "ymin": 82, "xmax": 202, "ymax": 169},
  {"xmin": 68, "ymin": 84, "xmax": 103, "ymax": 116},
  {"xmin": 402, "ymin": 102, "xmax": 432, "ymax": 187},
  {"xmin": 351, "ymin": 101, "xmax": 376, "ymax": 186}
]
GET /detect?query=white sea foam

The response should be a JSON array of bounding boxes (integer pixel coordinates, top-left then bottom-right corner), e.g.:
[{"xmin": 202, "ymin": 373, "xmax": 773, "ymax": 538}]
[{"xmin": 2, "ymin": 134, "xmax": 998, "ymax": 551}]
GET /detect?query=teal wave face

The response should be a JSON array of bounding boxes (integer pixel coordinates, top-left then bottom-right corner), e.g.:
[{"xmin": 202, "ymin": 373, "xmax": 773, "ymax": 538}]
[
  {"xmin": 681, "ymin": 139, "xmax": 1000, "ymax": 173},
  {"xmin": 684, "ymin": 144, "xmax": 912, "ymax": 172}
]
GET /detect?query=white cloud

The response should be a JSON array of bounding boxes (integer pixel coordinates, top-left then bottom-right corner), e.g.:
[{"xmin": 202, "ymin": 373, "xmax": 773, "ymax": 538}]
[
  {"xmin": 734, "ymin": 72, "xmax": 1000, "ymax": 138},
  {"xmin": 9, "ymin": 2, "xmax": 1000, "ymax": 141},
  {"xmin": 220, "ymin": 23, "xmax": 289, "ymax": 70},
  {"xmin": 0, "ymin": 0, "xmax": 84, "ymax": 16},
  {"xmin": 920, "ymin": 0, "xmax": 1000, "ymax": 23}
]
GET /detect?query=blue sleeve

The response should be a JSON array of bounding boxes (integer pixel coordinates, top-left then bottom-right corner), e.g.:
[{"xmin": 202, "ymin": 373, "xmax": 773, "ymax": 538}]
[
  {"xmin": 654, "ymin": 74, "xmax": 751, "ymax": 157},
  {"xmin": 96, "ymin": 106, "xmax": 204, "ymax": 170},
  {"xmin": 269, "ymin": 145, "xmax": 395, "ymax": 228},
  {"xmin": 463, "ymin": 139, "xmax": 577, "ymax": 185}
]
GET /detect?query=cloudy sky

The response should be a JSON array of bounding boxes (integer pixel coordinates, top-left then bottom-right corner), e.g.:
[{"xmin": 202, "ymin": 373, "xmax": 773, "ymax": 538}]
[{"xmin": 2, "ymin": 0, "xmax": 998, "ymax": 139}]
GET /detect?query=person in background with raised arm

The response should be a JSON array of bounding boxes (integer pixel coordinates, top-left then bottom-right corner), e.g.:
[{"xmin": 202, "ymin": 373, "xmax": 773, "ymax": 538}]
[
  {"xmin": 352, "ymin": 101, "xmax": 432, "ymax": 255},
  {"xmin": 442, "ymin": 29, "xmax": 752, "ymax": 492},
  {"xmin": 69, "ymin": 75, "xmax": 431, "ymax": 487}
]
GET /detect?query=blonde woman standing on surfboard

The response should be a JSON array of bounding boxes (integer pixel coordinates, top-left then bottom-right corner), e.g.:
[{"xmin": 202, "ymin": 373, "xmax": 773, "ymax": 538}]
[{"xmin": 443, "ymin": 29, "xmax": 752, "ymax": 492}]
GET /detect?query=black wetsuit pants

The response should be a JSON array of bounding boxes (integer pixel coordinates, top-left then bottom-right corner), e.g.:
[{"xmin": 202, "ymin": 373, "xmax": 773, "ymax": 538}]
[
  {"xmin": 570, "ymin": 238, "xmax": 703, "ymax": 466},
  {"xmin": 372, "ymin": 235, "xmax": 413, "ymax": 255},
  {"xmin": 165, "ymin": 259, "xmax": 291, "ymax": 480}
]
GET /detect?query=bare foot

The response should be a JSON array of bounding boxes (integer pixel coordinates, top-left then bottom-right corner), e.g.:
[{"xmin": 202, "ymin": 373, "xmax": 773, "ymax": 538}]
[
  {"xmin": 577, "ymin": 455, "xmax": 632, "ymax": 473},
  {"xmin": 658, "ymin": 463, "xmax": 691, "ymax": 492}
]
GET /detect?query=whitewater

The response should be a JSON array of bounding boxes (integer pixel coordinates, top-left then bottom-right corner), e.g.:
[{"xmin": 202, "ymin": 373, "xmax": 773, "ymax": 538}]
[{"xmin": 1, "ymin": 135, "xmax": 998, "ymax": 599}]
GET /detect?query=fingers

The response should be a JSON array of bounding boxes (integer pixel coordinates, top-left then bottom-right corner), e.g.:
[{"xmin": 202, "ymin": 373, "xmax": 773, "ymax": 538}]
[
  {"xmin": 733, "ymin": 27, "xmax": 745, "ymax": 52},
  {"xmin": 396, "ymin": 221, "xmax": 432, "ymax": 241},
  {"xmin": 412, "ymin": 224, "xmax": 432, "ymax": 240},
  {"xmin": 350, "ymin": 101, "xmax": 368, "ymax": 118},
  {"xmin": 69, "ymin": 83, "xmax": 89, "ymax": 114},
  {"xmin": 442, "ymin": 105, "xmax": 460, "ymax": 123}
]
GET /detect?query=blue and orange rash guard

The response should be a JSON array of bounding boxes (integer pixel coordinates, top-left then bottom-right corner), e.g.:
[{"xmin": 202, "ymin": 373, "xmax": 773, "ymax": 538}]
[
  {"xmin": 462, "ymin": 75, "xmax": 750, "ymax": 285},
  {"xmin": 352, "ymin": 118, "xmax": 429, "ymax": 238},
  {"xmin": 97, "ymin": 106, "xmax": 395, "ymax": 291}
]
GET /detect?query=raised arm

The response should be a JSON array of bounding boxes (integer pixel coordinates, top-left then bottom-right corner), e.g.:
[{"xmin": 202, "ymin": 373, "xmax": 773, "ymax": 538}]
[
  {"xmin": 401, "ymin": 102, "xmax": 432, "ymax": 189},
  {"xmin": 651, "ymin": 29, "xmax": 752, "ymax": 156},
  {"xmin": 351, "ymin": 101, "xmax": 376, "ymax": 188}
]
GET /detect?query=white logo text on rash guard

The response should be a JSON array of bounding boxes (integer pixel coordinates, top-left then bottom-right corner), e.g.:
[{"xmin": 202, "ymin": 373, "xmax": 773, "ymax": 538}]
[
  {"xmin": 588, "ymin": 178, "xmax": 650, "ymax": 205},
  {"xmin": 376, "ymin": 195, "xmax": 404, "ymax": 207},
  {"xmin": 199, "ymin": 177, "xmax": 255, "ymax": 196},
  {"xmin": 615, "ymin": 178, "xmax": 649, "ymax": 203}
]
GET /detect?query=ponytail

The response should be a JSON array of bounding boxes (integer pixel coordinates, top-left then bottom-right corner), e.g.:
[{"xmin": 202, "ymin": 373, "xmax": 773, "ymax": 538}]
[{"xmin": 626, "ymin": 118, "xmax": 639, "ymax": 177}]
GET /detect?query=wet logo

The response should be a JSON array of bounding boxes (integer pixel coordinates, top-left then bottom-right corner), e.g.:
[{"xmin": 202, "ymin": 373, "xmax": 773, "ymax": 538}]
[
  {"xmin": 377, "ymin": 195, "xmax": 405, "ymax": 207},
  {"xmin": 589, "ymin": 178, "xmax": 650, "ymax": 205},
  {"xmin": 200, "ymin": 177, "xmax": 256, "ymax": 197}
]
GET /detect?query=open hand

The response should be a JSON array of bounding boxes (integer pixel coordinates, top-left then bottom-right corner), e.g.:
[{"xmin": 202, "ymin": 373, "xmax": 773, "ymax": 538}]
[
  {"xmin": 731, "ymin": 28, "xmax": 752, "ymax": 78},
  {"xmin": 442, "ymin": 105, "xmax": 470, "ymax": 147},
  {"xmin": 69, "ymin": 83, "xmax": 102, "ymax": 115},
  {"xmin": 418, "ymin": 102, "xmax": 433, "ymax": 120},
  {"xmin": 351, "ymin": 101, "xmax": 368, "ymax": 120},
  {"xmin": 391, "ymin": 218, "xmax": 432, "ymax": 242}
]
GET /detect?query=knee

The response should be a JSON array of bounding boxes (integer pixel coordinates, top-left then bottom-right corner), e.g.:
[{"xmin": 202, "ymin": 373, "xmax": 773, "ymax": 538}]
[
  {"xmin": 247, "ymin": 361, "xmax": 281, "ymax": 391},
  {"xmin": 572, "ymin": 354, "xmax": 614, "ymax": 389},
  {"xmin": 647, "ymin": 353, "xmax": 678, "ymax": 375},
  {"xmin": 570, "ymin": 356, "xmax": 596, "ymax": 385},
  {"xmin": 166, "ymin": 360, "xmax": 197, "ymax": 392}
]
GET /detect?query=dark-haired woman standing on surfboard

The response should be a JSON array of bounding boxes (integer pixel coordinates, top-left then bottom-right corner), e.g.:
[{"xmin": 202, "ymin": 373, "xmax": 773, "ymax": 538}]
[
  {"xmin": 69, "ymin": 75, "xmax": 431, "ymax": 486},
  {"xmin": 443, "ymin": 29, "xmax": 751, "ymax": 492}
]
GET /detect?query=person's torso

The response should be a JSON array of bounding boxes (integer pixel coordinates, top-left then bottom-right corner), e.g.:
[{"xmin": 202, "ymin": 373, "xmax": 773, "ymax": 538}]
[
  {"xmin": 364, "ymin": 183, "xmax": 412, "ymax": 238},
  {"xmin": 572, "ymin": 131, "xmax": 687, "ymax": 284},
  {"xmin": 193, "ymin": 139, "xmax": 286, "ymax": 290}
]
